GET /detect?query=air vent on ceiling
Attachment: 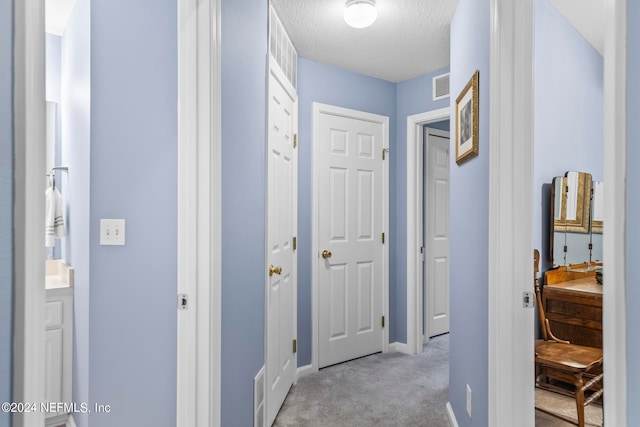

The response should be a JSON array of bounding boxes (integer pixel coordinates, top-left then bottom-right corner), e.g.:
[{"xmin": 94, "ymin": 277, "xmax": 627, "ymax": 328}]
[
  {"xmin": 433, "ymin": 72, "xmax": 450, "ymax": 101},
  {"xmin": 269, "ymin": 5, "xmax": 298, "ymax": 90}
]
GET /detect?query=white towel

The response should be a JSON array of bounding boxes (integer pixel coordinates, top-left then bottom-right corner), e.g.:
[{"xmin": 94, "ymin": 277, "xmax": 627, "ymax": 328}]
[{"xmin": 45, "ymin": 187, "xmax": 66, "ymax": 247}]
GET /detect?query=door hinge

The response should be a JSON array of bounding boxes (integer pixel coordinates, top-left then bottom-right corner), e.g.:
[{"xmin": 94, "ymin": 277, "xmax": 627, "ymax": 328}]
[
  {"xmin": 381, "ymin": 232, "xmax": 385, "ymax": 244},
  {"xmin": 293, "ymin": 339, "xmax": 297, "ymax": 353},
  {"xmin": 382, "ymin": 148, "xmax": 389, "ymax": 160},
  {"xmin": 381, "ymin": 316, "xmax": 385, "ymax": 328},
  {"xmin": 177, "ymin": 293, "xmax": 188, "ymax": 310},
  {"xmin": 293, "ymin": 133, "xmax": 297, "ymax": 148},
  {"xmin": 293, "ymin": 236, "xmax": 297, "ymax": 251}
]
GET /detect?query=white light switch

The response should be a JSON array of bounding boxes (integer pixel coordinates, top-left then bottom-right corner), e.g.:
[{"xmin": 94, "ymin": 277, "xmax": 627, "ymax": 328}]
[{"xmin": 100, "ymin": 219, "xmax": 126, "ymax": 246}]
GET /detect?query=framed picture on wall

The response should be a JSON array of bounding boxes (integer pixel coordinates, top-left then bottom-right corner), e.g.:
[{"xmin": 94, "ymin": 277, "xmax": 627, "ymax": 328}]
[{"xmin": 455, "ymin": 70, "xmax": 479, "ymax": 165}]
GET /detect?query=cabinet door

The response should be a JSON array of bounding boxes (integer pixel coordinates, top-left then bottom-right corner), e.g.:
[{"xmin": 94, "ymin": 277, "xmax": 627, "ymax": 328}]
[{"xmin": 44, "ymin": 328, "xmax": 63, "ymax": 414}]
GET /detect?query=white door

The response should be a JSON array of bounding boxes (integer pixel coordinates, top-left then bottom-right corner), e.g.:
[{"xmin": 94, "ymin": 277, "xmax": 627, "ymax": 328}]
[
  {"xmin": 316, "ymin": 104, "xmax": 388, "ymax": 368},
  {"xmin": 423, "ymin": 127, "xmax": 450, "ymax": 338},
  {"xmin": 266, "ymin": 65, "xmax": 297, "ymax": 426}
]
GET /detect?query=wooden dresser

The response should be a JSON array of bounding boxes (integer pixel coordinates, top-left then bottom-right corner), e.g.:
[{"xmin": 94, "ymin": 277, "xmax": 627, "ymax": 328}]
[{"xmin": 543, "ymin": 267, "xmax": 603, "ymax": 348}]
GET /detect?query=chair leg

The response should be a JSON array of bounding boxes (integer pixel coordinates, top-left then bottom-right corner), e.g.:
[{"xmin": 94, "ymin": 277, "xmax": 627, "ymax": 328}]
[{"xmin": 575, "ymin": 374, "xmax": 585, "ymax": 427}]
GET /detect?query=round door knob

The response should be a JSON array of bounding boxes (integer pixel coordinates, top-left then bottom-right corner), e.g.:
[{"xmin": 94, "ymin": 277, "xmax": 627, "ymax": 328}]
[
  {"xmin": 269, "ymin": 265, "xmax": 282, "ymax": 277},
  {"xmin": 322, "ymin": 250, "xmax": 332, "ymax": 259}
]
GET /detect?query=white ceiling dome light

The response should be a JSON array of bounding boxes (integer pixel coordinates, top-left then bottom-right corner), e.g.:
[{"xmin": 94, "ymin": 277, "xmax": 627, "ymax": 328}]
[{"xmin": 343, "ymin": 0, "xmax": 377, "ymax": 29}]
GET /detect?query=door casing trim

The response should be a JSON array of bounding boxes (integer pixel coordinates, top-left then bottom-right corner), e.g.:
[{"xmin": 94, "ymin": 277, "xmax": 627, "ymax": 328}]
[
  {"xmin": 13, "ymin": 1, "xmax": 47, "ymax": 425},
  {"xmin": 601, "ymin": 0, "xmax": 628, "ymax": 423},
  {"xmin": 176, "ymin": 0, "xmax": 222, "ymax": 425}
]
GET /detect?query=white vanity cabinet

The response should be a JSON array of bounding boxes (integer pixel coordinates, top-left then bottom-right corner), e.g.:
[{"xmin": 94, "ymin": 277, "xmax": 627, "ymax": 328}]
[{"xmin": 44, "ymin": 260, "xmax": 74, "ymax": 426}]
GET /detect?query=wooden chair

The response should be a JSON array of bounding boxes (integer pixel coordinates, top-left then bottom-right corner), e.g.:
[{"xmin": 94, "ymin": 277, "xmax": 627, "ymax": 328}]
[{"xmin": 533, "ymin": 249, "xmax": 603, "ymax": 427}]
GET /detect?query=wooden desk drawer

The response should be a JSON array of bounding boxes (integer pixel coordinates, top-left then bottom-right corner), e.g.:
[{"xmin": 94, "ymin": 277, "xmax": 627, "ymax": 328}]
[{"xmin": 542, "ymin": 286, "xmax": 602, "ymax": 348}]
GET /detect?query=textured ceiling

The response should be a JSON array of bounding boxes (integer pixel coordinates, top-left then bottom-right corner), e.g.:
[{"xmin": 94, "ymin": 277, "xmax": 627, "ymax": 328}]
[
  {"xmin": 272, "ymin": 0, "xmax": 458, "ymax": 83},
  {"xmin": 550, "ymin": 0, "xmax": 604, "ymax": 55}
]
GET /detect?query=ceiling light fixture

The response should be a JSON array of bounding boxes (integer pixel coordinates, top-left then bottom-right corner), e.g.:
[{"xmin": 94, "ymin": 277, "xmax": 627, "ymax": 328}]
[{"xmin": 343, "ymin": 0, "xmax": 377, "ymax": 29}]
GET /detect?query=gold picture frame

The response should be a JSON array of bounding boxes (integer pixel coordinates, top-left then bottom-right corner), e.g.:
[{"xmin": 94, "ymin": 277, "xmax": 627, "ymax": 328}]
[{"xmin": 455, "ymin": 70, "xmax": 479, "ymax": 165}]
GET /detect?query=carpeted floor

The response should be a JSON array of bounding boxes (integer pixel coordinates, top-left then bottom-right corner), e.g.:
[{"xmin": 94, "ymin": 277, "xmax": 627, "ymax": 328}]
[
  {"xmin": 274, "ymin": 334, "xmax": 450, "ymax": 427},
  {"xmin": 272, "ymin": 332, "xmax": 602, "ymax": 426},
  {"xmin": 535, "ymin": 388, "xmax": 603, "ymax": 426}
]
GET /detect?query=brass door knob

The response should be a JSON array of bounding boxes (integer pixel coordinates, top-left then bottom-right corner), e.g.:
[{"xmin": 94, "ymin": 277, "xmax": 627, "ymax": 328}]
[
  {"xmin": 269, "ymin": 265, "xmax": 282, "ymax": 277},
  {"xmin": 322, "ymin": 250, "xmax": 332, "ymax": 259}
]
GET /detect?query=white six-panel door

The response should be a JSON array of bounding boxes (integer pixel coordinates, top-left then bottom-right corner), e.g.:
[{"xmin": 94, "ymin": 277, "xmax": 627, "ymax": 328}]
[
  {"xmin": 266, "ymin": 64, "xmax": 297, "ymax": 426},
  {"xmin": 315, "ymin": 104, "xmax": 388, "ymax": 368},
  {"xmin": 423, "ymin": 127, "xmax": 450, "ymax": 338}
]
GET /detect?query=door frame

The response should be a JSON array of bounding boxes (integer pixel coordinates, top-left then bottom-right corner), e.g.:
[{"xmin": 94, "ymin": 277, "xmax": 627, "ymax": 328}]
[
  {"xmin": 311, "ymin": 102, "xmax": 390, "ymax": 371},
  {"xmin": 422, "ymin": 126, "xmax": 451, "ymax": 341},
  {"xmin": 176, "ymin": 0, "xmax": 222, "ymax": 426},
  {"xmin": 488, "ymin": 0, "xmax": 628, "ymax": 425},
  {"xmin": 601, "ymin": 0, "xmax": 628, "ymax": 423},
  {"xmin": 488, "ymin": 1, "xmax": 535, "ymax": 424},
  {"xmin": 13, "ymin": 1, "xmax": 47, "ymax": 426},
  {"xmin": 13, "ymin": 0, "xmax": 222, "ymax": 426},
  {"xmin": 406, "ymin": 107, "xmax": 450, "ymax": 355}
]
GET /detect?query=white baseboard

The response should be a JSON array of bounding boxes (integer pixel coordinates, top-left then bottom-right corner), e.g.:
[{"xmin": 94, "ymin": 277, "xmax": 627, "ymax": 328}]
[
  {"xmin": 45, "ymin": 413, "xmax": 76, "ymax": 427},
  {"xmin": 254, "ymin": 366, "xmax": 265, "ymax": 427},
  {"xmin": 296, "ymin": 364, "xmax": 314, "ymax": 378},
  {"xmin": 389, "ymin": 342, "xmax": 411, "ymax": 354},
  {"xmin": 446, "ymin": 402, "xmax": 459, "ymax": 427}
]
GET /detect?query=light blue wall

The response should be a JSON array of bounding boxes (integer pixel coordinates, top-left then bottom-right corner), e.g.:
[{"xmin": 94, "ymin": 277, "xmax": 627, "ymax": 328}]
[
  {"xmin": 0, "ymin": 0, "xmax": 13, "ymax": 425},
  {"xmin": 297, "ymin": 57, "xmax": 396, "ymax": 363},
  {"xmin": 533, "ymin": 0, "xmax": 603, "ymax": 271},
  {"xmin": 59, "ymin": 1, "xmax": 90, "ymax": 425},
  {"xmin": 627, "ymin": 0, "xmax": 640, "ymax": 422},
  {"xmin": 89, "ymin": 1, "xmax": 177, "ymax": 425},
  {"xmin": 449, "ymin": 0, "xmax": 490, "ymax": 425},
  {"xmin": 395, "ymin": 69, "xmax": 450, "ymax": 343},
  {"xmin": 220, "ymin": 0, "xmax": 267, "ymax": 424}
]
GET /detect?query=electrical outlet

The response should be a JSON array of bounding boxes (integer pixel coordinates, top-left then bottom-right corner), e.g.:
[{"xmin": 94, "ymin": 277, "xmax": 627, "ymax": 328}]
[
  {"xmin": 100, "ymin": 219, "xmax": 126, "ymax": 246},
  {"xmin": 466, "ymin": 384, "xmax": 472, "ymax": 418}
]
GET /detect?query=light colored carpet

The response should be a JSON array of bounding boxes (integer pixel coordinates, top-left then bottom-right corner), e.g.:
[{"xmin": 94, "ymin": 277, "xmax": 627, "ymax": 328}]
[
  {"xmin": 535, "ymin": 388, "xmax": 603, "ymax": 427},
  {"xmin": 274, "ymin": 334, "xmax": 450, "ymax": 427},
  {"xmin": 273, "ymin": 333, "xmax": 601, "ymax": 427}
]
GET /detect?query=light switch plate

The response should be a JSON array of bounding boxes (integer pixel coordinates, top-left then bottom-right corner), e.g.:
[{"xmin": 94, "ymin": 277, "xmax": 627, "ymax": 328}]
[{"xmin": 100, "ymin": 219, "xmax": 126, "ymax": 246}]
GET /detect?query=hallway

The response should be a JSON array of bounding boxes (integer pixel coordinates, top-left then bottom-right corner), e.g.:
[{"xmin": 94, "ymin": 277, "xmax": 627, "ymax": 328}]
[{"xmin": 274, "ymin": 334, "xmax": 450, "ymax": 426}]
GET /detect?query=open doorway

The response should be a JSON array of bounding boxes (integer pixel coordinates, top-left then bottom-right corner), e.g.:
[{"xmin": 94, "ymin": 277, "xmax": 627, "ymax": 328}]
[
  {"xmin": 43, "ymin": 1, "xmax": 90, "ymax": 426},
  {"xmin": 422, "ymin": 123, "xmax": 451, "ymax": 342},
  {"xmin": 532, "ymin": 1, "xmax": 604, "ymax": 425},
  {"xmin": 406, "ymin": 108, "xmax": 450, "ymax": 354}
]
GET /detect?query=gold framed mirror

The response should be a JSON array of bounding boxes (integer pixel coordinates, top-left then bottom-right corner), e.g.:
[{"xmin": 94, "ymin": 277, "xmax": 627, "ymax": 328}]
[{"xmin": 553, "ymin": 171, "xmax": 592, "ymax": 234}]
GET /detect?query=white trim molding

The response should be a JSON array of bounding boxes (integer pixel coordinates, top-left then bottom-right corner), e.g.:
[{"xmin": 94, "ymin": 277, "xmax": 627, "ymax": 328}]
[
  {"xmin": 296, "ymin": 364, "xmax": 314, "ymax": 378},
  {"xmin": 176, "ymin": 0, "xmax": 222, "ymax": 426},
  {"xmin": 488, "ymin": 0, "xmax": 535, "ymax": 426},
  {"xmin": 389, "ymin": 342, "xmax": 411, "ymax": 354},
  {"xmin": 311, "ymin": 103, "xmax": 390, "ymax": 371},
  {"xmin": 13, "ymin": 0, "xmax": 47, "ymax": 426},
  {"xmin": 602, "ymin": 0, "xmax": 627, "ymax": 424},
  {"xmin": 405, "ymin": 107, "xmax": 449, "ymax": 355},
  {"xmin": 446, "ymin": 402, "xmax": 459, "ymax": 427}
]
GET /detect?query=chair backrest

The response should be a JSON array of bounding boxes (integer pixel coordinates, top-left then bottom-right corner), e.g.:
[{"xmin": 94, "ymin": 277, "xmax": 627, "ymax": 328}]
[{"xmin": 533, "ymin": 249, "xmax": 549, "ymax": 341}]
